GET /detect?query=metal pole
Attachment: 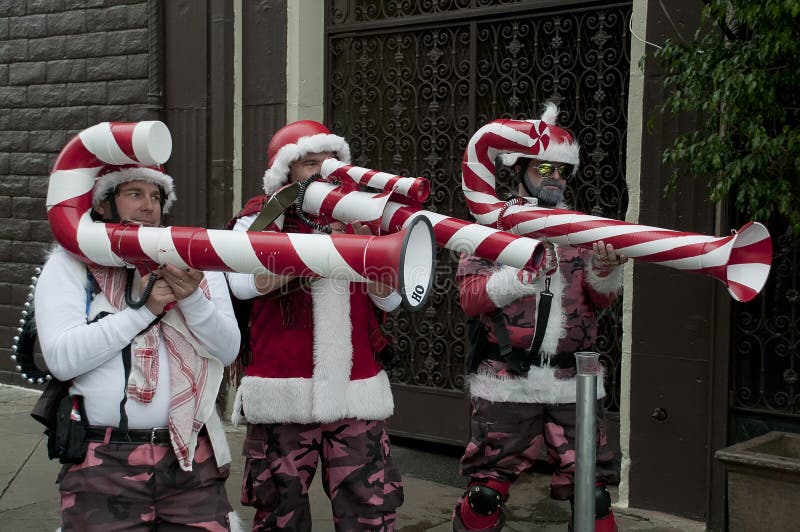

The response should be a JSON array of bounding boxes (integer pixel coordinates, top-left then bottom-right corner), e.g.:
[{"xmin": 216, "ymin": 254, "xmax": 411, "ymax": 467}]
[{"xmin": 574, "ymin": 351, "xmax": 600, "ymax": 532}]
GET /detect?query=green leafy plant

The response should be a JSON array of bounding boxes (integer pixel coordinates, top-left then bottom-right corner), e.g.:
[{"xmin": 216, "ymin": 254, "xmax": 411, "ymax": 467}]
[{"xmin": 655, "ymin": 0, "xmax": 800, "ymax": 231}]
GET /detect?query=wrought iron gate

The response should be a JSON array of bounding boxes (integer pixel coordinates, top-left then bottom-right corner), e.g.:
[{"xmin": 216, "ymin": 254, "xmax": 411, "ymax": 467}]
[
  {"xmin": 730, "ymin": 215, "xmax": 800, "ymax": 441},
  {"xmin": 325, "ymin": 0, "xmax": 632, "ymax": 442}
]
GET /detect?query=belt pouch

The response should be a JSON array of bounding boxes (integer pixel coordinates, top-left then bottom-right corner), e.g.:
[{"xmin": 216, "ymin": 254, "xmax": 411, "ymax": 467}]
[
  {"xmin": 30, "ymin": 377, "xmax": 70, "ymax": 460},
  {"xmin": 54, "ymin": 395, "xmax": 89, "ymax": 464}
]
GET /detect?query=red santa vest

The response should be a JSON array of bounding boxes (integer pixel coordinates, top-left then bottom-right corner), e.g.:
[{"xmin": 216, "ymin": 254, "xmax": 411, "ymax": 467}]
[{"xmin": 229, "ymin": 195, "xmax": 395, "ymax": 425}]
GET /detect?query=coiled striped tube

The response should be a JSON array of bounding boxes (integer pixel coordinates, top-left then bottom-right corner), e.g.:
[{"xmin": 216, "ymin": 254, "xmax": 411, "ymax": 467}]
[
  {"xmin": 460, "ymin": 119, "xmax": 772, "ymax": 302},
  {"xmin": 45, "ymin": 122, "xmax": 435, "ymax": 310}
]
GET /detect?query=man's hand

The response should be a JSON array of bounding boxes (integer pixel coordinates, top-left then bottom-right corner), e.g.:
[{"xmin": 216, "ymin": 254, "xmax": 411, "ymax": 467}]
[
  {"xmin": 349, "ymin": 221, "xmax": 371, "ymax": 236},
  {"xmin": 348, "ymin": 222, "xmax": 395, "ymax": 298},
  {"xmin": 592, "ymin": 240, "xmax": 628, "ymax": 268},
  {"xmin": 159, "ymin": 263, "xmax": 204, "ymax": 299},
  {"xmin": 254, "ymin": 273, "xmax": 297, "ymax": 295},
  {"xmin": 141, "ymin": 273, "xmax": 177, "ymax": 315}
]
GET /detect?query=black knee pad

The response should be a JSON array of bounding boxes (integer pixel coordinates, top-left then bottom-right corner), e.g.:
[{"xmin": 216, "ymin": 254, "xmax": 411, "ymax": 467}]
[
  {"xmin": 466, "ymin": 483, "xmax": 503, "ymax": 516},
  {"xmin": 595, "ymin": 485, "xmax": 612, "ymax": 519}
]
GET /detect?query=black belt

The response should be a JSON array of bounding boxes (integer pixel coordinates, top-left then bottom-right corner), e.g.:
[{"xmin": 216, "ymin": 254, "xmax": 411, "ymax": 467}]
[
  {"xmin": 86, "ymin": 426, "xmax": 171, "ymax": 446},
  {"xmin": 483, "ymin": 344, "xmax": 577, "ymax": 369}
]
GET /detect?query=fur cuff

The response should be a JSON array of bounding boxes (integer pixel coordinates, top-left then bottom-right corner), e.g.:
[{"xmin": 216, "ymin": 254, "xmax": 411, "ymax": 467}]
[
  {"xmin": 586, "ymin": 260, "xmax": 624, "ymax": 295},
  {"xmin": 485, "ymin": 266, "xmax": 539, "ymax": 308}
]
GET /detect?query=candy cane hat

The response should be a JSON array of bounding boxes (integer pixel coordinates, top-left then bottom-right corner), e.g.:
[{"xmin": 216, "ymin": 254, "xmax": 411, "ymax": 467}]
[{"xmin": 501, "ymin": 102, "xmax": 580, "ymax": 173}]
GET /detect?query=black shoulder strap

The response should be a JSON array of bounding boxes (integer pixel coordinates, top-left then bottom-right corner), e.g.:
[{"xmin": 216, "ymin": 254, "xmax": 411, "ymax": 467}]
[
  {"xmin": 490, "ymin": 276, "xmax": 554, "ymax": 374},
  {"xmin": 118, "ymin": 344, "xmax": 132, "ymax": 430},
  {"xmin": 116, "ymin": 313, "xmax": 164, "ymax": 431},
  {"xmin": 527, "ymin": 276, "xmax": 554, "ymax": 362},
  {"xmin": 229, "ymin": 185, "xmax": 299, "ymax": 378},
  {"xmin": 248, "ymin": 183, "xmax": 300, "ymax": 232},
  {"xmin": 489, "ymin": 310, "xmax": 512, "ymax": 358}
]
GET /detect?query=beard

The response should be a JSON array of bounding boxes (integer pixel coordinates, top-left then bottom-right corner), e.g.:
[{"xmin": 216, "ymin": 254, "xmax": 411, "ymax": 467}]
[{"xmin": 523, "ymin": 177, "xmax": 565, "ymax": 207}]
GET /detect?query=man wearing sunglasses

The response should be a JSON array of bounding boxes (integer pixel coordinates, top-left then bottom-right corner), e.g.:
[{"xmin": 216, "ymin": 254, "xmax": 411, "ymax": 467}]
[
  {"xmin": 516, "ymin": 160, "xmax": 574, "ymax": 208},
  {"xmin": 453, "ymin": 103, "xmax": 626, "ymax": 532}
]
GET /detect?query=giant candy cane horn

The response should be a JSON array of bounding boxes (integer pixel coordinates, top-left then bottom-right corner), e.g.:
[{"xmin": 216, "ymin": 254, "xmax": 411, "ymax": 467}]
[
  {"xmin": 323, "ymin": 159, "xmax": 431, "ymax": 204},
  {"xmin": 46, "ymin": 121, "xmax": 435, "ymax": 310},
  {"xmin": 461, "ymin": 119, "xmax": 773, "ymax": 302},
  {"xmin": 298, "ymin": 163, "xmax": 548, "ymax": 272},
  {"xmin": 297, "ymin": 160, "xmax": 432, "ymax": 236}
]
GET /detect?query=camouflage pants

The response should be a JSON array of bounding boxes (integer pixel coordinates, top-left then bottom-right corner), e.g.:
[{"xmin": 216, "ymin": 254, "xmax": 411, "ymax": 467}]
[
  {"xmin": 241, "ymin": 419, "xmax": 404, "ymax": 532},
  {"xmin": 459, "ymin": 396, "xmax": 618, "ymax": 500},
  {"xmin": 58, "ymin": 432, "xmax": 233, "ymax": 531}
]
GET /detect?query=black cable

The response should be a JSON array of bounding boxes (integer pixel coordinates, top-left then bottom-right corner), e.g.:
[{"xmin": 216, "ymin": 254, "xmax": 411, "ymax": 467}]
[
  {"xmin": 124, "ymin": 268, "xmax": 158, "ymax": 309},
  {"xmin": 294, "ymin": 173, "xmax": 332, "ymax": 234}
]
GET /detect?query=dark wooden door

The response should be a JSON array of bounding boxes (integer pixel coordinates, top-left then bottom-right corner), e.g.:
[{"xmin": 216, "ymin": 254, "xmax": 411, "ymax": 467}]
[
  {"xmin": 240, "ymin": 0, "xmax": 288, "ymax": 204},
  {"xmin": 163, "ymin": 0, "xmax": 234, "ymax": 229}
]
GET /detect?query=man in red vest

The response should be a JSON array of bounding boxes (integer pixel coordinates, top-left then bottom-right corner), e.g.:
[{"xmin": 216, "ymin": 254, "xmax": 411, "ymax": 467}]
[{"xmin": 227, "ymin": 120, "xmax": 404, "ymax": 531}]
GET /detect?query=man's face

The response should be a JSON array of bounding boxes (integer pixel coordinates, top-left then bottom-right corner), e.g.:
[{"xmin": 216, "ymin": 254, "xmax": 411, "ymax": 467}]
[
  {"xmin": 288, "ymin": 151, "xmax": 335, "ymax": 184},
  {"xmin": 517, "ymin": 159, "xmax": 570, "ymax": 207},
  {"xmin": 97, "ymin": 180, "xmax": 163, "ymax": 226}
]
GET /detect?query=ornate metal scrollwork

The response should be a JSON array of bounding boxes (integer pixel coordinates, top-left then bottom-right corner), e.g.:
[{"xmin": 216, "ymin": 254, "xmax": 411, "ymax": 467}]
[
  {"xmin": 330, "ymin": 0, "xmax": 521, "ymax": 25},
  {"xmin": 732, "ymin": 219, "xmax": 799, "ymax": 420},
  {"xmin": 328, "ymin": 3, "xmax": 632, "ymax": 412}
]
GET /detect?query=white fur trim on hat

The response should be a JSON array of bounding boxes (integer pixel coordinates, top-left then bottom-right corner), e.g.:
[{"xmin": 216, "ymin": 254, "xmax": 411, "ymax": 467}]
[
  {"xmin": 500, "ymin": 141, "xmax": 580, "ymax": 168},
  {"xmin": 262, "ymin": 133, "xmax": 351, "ymax": 195},
  {"xmin": 92, "ymin": 167, "xmax": 177, "ymax": 213}
]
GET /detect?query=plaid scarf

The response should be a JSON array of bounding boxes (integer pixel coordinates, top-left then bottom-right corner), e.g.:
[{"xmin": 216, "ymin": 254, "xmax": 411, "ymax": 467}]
[{"xmin": 88, "ymin": 265, "xmax": 213, "ymax": 471}]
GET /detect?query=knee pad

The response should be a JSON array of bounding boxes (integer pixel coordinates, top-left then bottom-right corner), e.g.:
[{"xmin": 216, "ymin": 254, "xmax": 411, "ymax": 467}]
[
  {"xmin": 595, "ymin": 483, "xmax": 612, "ymax": 519},
  {"xmin": 466, "ymin": 483, "xmax": 504, "ymax": 516},
  {"xmin": 458, "ymin": 479, "xmax": 510, "ymax": 530},
  {"xmin": 466, "ymin": 478, "xmax": 510, "ymax": 515}
]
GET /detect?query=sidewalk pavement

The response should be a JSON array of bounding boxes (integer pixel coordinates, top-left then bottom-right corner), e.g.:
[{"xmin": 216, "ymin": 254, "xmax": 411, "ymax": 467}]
[{"xmin": 0, "ymin": 383, "xmax": 705, "ymax": 531}]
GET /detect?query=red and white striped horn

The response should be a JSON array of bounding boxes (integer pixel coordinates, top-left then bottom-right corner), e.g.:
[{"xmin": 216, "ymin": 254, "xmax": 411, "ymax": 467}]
[
  {"xmin": 322, "ymin": 159, "xmax": 431, "ymax": 204},
  {"xmin": 299, "ymin": 179, "xmax": 393, "ymax": 235},
  {"xmin": 46, "ymin": 122, "xmax": 435, "ymax": 310},
  {"xmin": 299, "ymin": 163, "xmax": 548, "ymax": 273},
  {"xmin": 461, "ymin": 119, "xmax": 773, "ymax": 302}
]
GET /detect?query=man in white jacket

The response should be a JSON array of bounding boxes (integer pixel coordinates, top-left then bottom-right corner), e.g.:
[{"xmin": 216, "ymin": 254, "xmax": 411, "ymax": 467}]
[{"xmin": 35, "ymin": 162, "xmax": 241, "ymax": 531}]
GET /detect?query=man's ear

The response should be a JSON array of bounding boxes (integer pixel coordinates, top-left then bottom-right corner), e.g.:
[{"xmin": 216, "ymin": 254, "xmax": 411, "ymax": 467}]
[{"xmin": 94, "ymin": 200, "xmax": 110, "ymax": 219}]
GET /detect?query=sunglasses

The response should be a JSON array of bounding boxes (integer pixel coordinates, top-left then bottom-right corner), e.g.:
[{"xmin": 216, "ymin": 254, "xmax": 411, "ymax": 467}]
[{"xmin": 529, "ymin": 162, "xmax": 574, "ymax": 178}]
